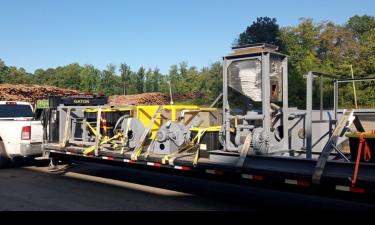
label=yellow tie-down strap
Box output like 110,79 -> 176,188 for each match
83,120 -> 102,139
82,119 -> 123,155
161,126 -> 222,166
83,133 -> 123,155
189,126 -> 222,133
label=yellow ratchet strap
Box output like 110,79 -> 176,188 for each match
84,120 -> 102,140
161,144 -> 195,165
120,118 -> 132,154
83,133 -> 122,155
192,129 -> 206,166
161,126 -> 222,165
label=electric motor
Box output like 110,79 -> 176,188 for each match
153,121 -> 191,155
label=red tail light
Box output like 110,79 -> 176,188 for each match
21,126 -> 31,140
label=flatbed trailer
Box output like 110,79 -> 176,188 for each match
43,142 -> 375,198
42,43 -> 375,201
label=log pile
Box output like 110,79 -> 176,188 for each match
0,83 -> 203,106
108,93 -> 170,106
108,92 -> 203,106
0,84 -> 80,104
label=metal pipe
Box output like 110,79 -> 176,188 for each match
261,53 -> 271,134
331,144 -> 350,162
223,59 -> 231,151
337,77 -> 375,82
306,72 -> 313,159
310,71 -> 338,79
271,103 -> 281,110
210,93 -> 223,108
334,80 -> 338,121
167,81 -> 174,105
282,58 -> 289,150
235,114 -> 264,120
288,112 -> 306,119
320,76 -> 324,120
237,125 -> 255,130
350,65 -> 358,109
311,130 -> 330,149
289,116 -> 304,132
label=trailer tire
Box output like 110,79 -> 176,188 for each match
0,140 -> 10,168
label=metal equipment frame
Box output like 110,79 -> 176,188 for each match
222,48 -> 289,152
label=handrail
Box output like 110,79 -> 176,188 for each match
336,77 -> 375,83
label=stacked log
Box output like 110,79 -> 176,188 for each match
0,83 -> 203,106
0,84 -> 80,104
108,93 -> 170,106
108,92 -> 203,106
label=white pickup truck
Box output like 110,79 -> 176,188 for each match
0,101 -> 43,167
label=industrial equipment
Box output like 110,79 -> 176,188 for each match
118,117 -> 145,150
222,43 -> 288,156
41,43 -> 375,199
153,121 -> 191,155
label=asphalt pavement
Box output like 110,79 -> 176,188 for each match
0,161 -> 374,211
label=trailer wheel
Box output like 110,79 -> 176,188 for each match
0,140 -> 10,168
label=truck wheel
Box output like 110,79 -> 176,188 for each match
0,140 -> 10,168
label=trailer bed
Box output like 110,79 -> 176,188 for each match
44,143 -> 375,199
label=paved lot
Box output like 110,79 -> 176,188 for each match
0,161 -> 374,211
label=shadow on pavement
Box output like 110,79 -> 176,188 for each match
16,160 -> 375,211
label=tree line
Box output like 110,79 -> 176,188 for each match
236,15 -> 375,108
0,59 -> 222,104
1,15 -> 375,108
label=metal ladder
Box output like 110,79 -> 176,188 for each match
312,109 -> 355,184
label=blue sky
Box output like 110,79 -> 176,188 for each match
0,0 -> 374,74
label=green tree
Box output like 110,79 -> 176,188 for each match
318,22 -> 359,74
185,66 -> 199,92
279,18 -> 321,108
347,15 -> 375,40
158,74 -> 170,93
4,67 -> 31,84
360,27 -> 375,75
168,65 -> 179,94
100,64 -> 117,95
177,62 -> 189,92
152,68 -> 162,92
136,67 -> 145,93
33,69 -> 48,85
54,63 -> 83,90
145,68 -> 153,92
0,59 -> 7,83
236,17 -> 282,47
200,62 -> 223,103
120,63 -> 132,95
79,65 -> 101,93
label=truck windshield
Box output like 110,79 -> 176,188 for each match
0,104 -> 34,118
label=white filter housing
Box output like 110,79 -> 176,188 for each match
228,59 -> 262,102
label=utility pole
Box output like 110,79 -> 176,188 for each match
167,80 -> 174,105
351,65 -> 358,109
